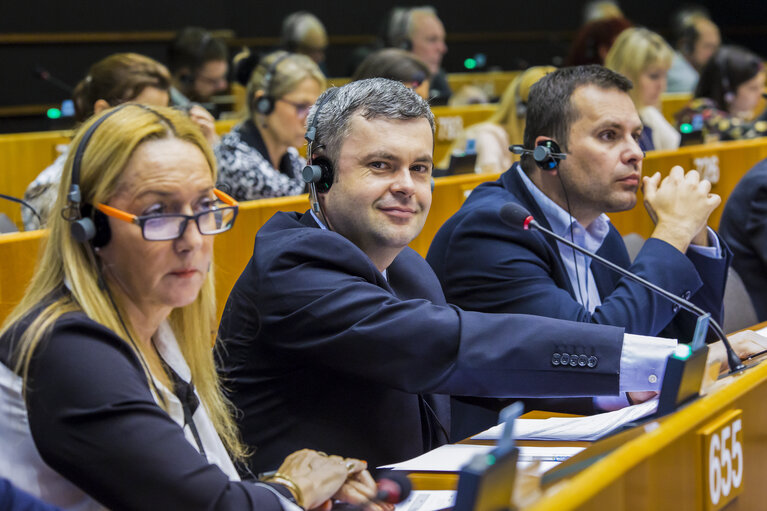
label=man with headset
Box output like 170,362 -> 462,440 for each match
666,8 -> 721,93
387,6 -> 450,103
217,78 -> 749,475
168,27 -> 229,115
427,65 -> 731,434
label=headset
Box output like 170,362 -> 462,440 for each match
386,7 -> 414,51
253,52 -> 292,116
63,103 -> 175,247
509,139 -> 567,171
63,103 -> 131,247
301,88 -> 339,199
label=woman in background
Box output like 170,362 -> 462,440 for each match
216,51 -> 325,201
23,53 -> 217,231
605,27 -> 681,151
439,66 -> 555,173
676,45 -> 767,142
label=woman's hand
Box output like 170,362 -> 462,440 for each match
188,105 -> 220,146
275,449 -> 387,510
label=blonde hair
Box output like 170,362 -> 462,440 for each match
605,27 -> 673,108
247,51 -> 326,117
492,66 -> 556,146
1,105 -> 246,460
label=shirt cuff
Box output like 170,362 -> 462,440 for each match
620,333 -> 677,392
687,227 -> 722,258
593,393 -> 631,412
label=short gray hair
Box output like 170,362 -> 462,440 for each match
306,78 -> 435,166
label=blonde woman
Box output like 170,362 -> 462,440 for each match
442,66 -> 555,173
0,105 -> 379,510
605,27 -> 681,151
216,51 -> 325,200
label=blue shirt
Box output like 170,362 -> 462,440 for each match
517,166 -> 722,408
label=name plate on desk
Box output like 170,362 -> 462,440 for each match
699,409 -> 743,510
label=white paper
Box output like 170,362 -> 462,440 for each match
379,444 -> 584,471
394,490 -> 456,511
472,399 -> 658,442
380,444 -> 493,471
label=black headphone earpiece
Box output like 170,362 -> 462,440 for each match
254,52 -> 291,116
302,155 -> 334,193
509,139 -> 567,171
79,204 -> 112,247
254,95 -> 276,116
303,88 -> 341,200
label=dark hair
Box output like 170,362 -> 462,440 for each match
72,53 -> 171,122
352,48 -> 430,87
695,45 -> 764,110
566,17 -> 632,66
168,27 -> 228,74
522,65 -> 632,167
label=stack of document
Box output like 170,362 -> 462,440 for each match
472,399 -> 658,442
380,443 -> 584,472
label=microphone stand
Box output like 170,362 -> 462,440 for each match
524,217 -> 745,374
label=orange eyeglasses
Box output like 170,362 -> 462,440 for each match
96,189 -> 239,241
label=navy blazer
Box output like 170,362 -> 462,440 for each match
428,164 -> 730,341
720,158 -> 767,321
217,211 -> 626,473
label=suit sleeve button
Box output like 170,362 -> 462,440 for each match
552,353 -> 561,366
560,353 -> 570,365
569,355 -> 578,367
587,356 -> 598,368
578,354 -> 588,367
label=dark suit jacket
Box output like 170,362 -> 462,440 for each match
217,211 -> 626,473
428,164 -> 730,341
720,158 -> 767,321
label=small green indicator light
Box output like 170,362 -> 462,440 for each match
464,58 -> 477,70
680,123 -> 693,134
486,454 -> 496,465
673,343 -> 692,360
47,108 -> 62,120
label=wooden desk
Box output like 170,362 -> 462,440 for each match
526,351 -> 767,509
0,130 -> 71,226
661,92 -> 692,125
407,322 -> 767,509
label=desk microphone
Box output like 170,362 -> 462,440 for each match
336,471 -> 412,511
34,66 -> 74,94
374,471 -> 412,504
498,202 -> 745,374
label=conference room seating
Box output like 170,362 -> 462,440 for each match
4,136 -> 767,327
0,104 -> 497,227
